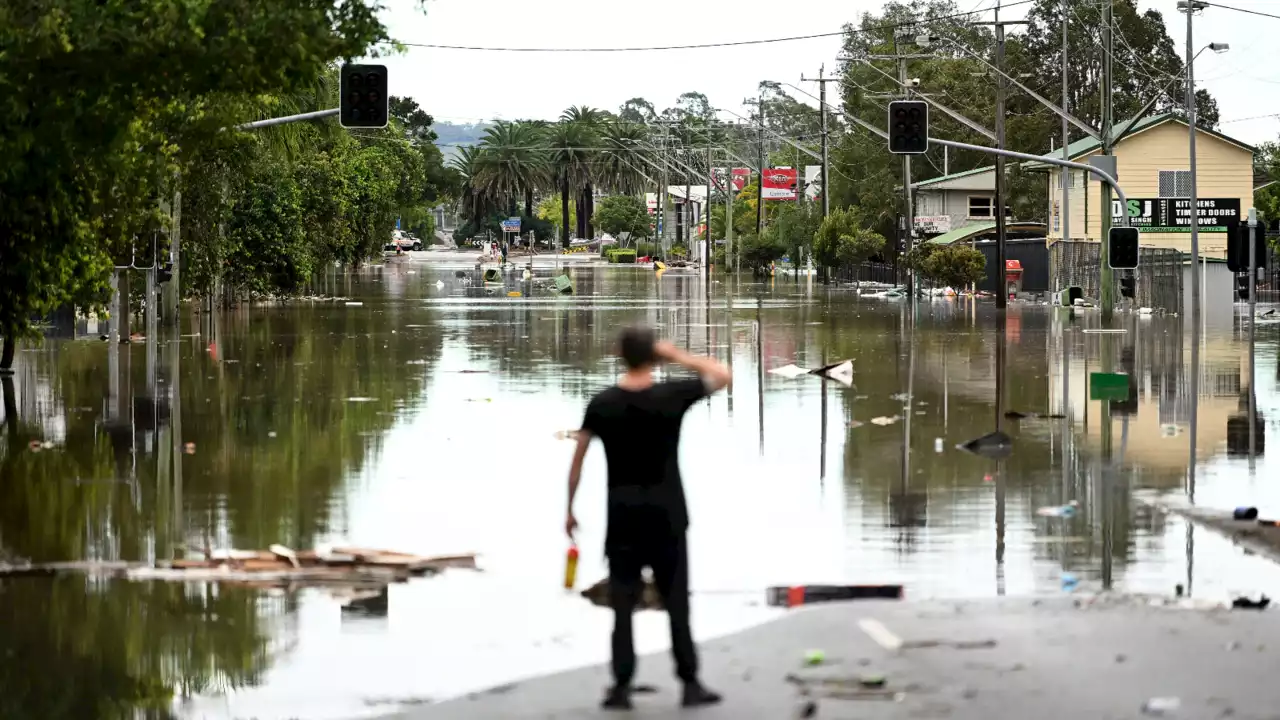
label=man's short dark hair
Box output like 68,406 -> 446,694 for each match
619,326 -> 657,369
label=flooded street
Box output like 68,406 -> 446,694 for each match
3,263 -> 1279,719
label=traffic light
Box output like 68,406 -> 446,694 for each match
340,64 -> 388,129
1108,226 -> 1139,269
1227,221 -> 1267,273
888,100 -> 929,155
157,262 -> 173,284
1236,272 -> 1250,301
1119,274 -> 1135,299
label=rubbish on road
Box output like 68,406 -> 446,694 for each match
1231,594 -> 1270,610
959,430 -> 1012,458
1003,410 -> 1066,420
1061,573 -> 1079,591
0,547 -> 477,587
767,584 -> 904,608
482,268 -> 502,283
857,674 -> 886,689
554,274 -> 574,295
870,416 -> 900,426
1141,697 -> 1181,716
803,649 -> 826,666
345,301 -> 364,306
934,438 -> 944,453
1175,583 -> 1184,597
1036,501 -> 1080,518
1233,507 -> 1259,520
507,291 -> 522,297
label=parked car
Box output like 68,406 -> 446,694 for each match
384,230 -> 423,253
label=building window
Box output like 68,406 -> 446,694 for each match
968,196 -> 994,218
1159,170 -> 1192,198
1061,170 -> 1075,189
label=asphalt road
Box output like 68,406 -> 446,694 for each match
388,595 -> 1276,720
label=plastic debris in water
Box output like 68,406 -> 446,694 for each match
1061,572 -> 1078,591
345,397 -> 377,403
344,301 -> 363,307
959,430 -> 1013,459
803,649 -> 825,666
183,442 -> 196,455
870,416 -> 900,426
935,438 -> 944,453
1141,697 -> 1180,716
1036,500 -> 1080,518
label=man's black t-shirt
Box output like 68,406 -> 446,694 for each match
581,377 -> 709,554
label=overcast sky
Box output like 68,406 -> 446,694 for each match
375,0 -> 1278,146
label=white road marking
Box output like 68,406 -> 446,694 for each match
858,618 -> 903,652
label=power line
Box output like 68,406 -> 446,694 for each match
1220,112 -> 1280,124
391,0 -> 1036,53
1200,1 -> 1280,21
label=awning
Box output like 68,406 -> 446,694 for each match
926,221 -> 1048,245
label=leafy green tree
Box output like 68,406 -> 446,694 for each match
0,0 -> 387,368
1256,142 -> 1280,239
766,202 -> 823,266
546,121 -> 595,245
536,195 -> 577,237
618,98 -> 658,125
476,121 -> 550,218
594,196 -> 651,244
739,234 -> 787,276
920,245 -> 987,289
813,208 -> 886,275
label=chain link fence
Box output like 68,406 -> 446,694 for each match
1048,241 -> 1183,311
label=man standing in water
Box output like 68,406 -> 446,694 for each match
565,327 -> 731,710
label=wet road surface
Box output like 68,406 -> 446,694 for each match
1,263 -> 1277,718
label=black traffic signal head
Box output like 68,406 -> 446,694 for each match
1227,221 -> 1267,273
157,262 -> 173,284
340,64 -> 388,129
888,100 -> 928,155
1108,226 -> 1139,270
1119,274 -> 1135,299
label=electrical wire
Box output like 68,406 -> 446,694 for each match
1219,112 -> 1280,124
389,0 -> 1036,53
1200,1 -> 1280,21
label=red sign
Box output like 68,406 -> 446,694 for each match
761,168 -> 797,200
732,168 -> 749,192
1005,260 -> 1022,270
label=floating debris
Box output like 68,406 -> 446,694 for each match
346,397 -> 377,403
1141,697 -> 1181,716
1036,501 -> 1080,518
803,649 -> 826,666
1231,594 -> 1270,610
1004,410 -> 1066,420
345,301 -> 364,307
959,430 -> 1012,459
768,359 -> 854,387
848,420 -> 865,429
183,442 -> 196,455
869,416 -> 900,426
0,547 -> 478,587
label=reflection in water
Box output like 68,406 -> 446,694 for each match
1,264 -> 1278,717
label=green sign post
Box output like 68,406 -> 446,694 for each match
1089,372 -> 1130,402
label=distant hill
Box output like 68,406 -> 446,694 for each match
434,121 -> 492,162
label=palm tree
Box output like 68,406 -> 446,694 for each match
449,145 -> 488,223
476,120 -> 549,218
598,123 -> 651,197
560,106 -> 606,239
545,122 -> 594,248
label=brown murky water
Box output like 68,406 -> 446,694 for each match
2,262 -> 1278,719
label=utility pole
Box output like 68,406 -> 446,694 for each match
801,65 -> 838,219
1099,0 -> 1116,321
660,122 -> 669,256
1182,0 -> 1206,336
977,6 -> 1029,311
750,94 -> 766,238
1061,0 -> 1072,246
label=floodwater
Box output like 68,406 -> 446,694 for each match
2,262 -> 1279,719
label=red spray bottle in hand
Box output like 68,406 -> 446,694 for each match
564,544 -> 579,590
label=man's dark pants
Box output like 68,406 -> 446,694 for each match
607,533 -> 697,687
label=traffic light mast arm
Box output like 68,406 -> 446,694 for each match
931,138 -> 1130,227
235,108 -> 339,131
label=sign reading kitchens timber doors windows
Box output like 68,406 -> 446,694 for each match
1111,198 -> 1240,233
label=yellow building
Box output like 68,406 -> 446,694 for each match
1043,114 -> 1255,259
